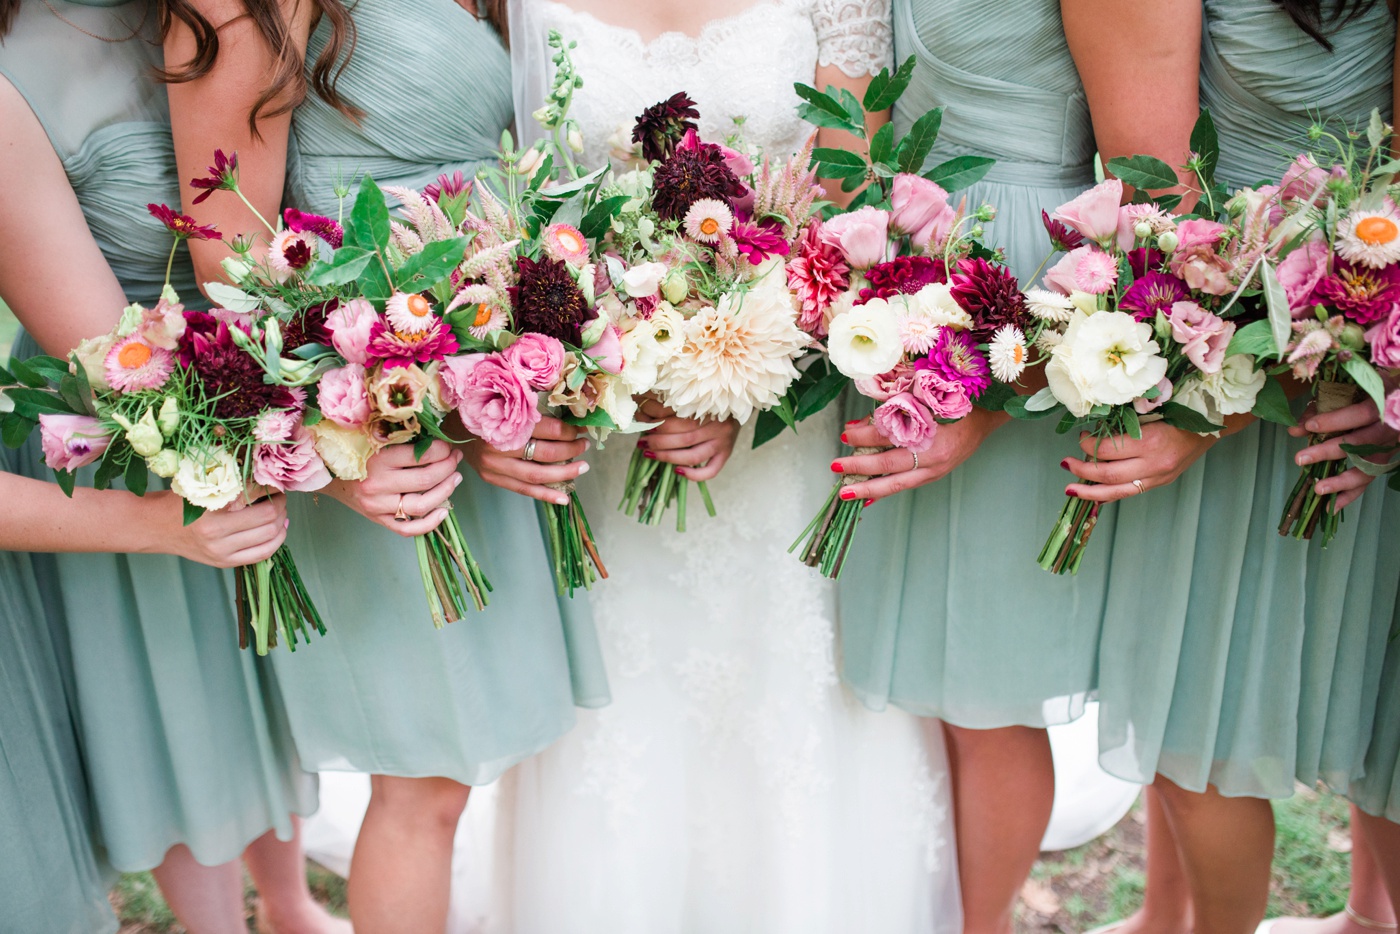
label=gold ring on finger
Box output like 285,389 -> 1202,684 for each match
1132,479 -> 1145,495
394,494 -> 410,521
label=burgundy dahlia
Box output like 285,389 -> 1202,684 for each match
509,255 -> 591,344
632,92 -> 700,163
280,301 -> 335,351
284,207 -> 344,249
184,319 -> 296,420
948,257 -> 1029,341
1313,259 -> 1400,326
650,131 -> 746,223
1120,271 -> 1190,322
859,256 -> 948,304
1041,209 -> 1084,252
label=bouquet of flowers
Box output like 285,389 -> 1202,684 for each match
591,92 -> 823,530
1246,112 -> 1400,545
0,205 -> 328,654
1010,112 -> 1290,572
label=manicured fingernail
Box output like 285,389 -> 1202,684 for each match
1060,458 -> 1071,471
644,450 -> 657,460
863,498 -> 875,507
840,432 -> 849,444
1297,454 -> 1311,465
1306,420 -> 1319,432
636,438 -> 648,448
1066,488 -> 1077,498
576,461 -> 590,475
830,462 -> 844,473
675,467 -> 687,476
453,472 -> 463,486
845,419 -> 863,427
284,518 -> 290,529
582,440 -> 592,451
839,488 -> 857,500
556,495 -> 570,506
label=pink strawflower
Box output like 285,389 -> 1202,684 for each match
731,218 -> 790,266
105,335 -> 174,392
39,414 -> 111,472
318,363 -> 373,428
1168,301 -> 1234,375
911,367 -> 973,420
365,317 -> 460,370
542,224 -> 590,267
440,353 -> 542,451
917,328 -> 991,397
873,393 -> 938,454
503,332 -> 566,390
1071,248 -> 1119,294
1052,178 -> 1123,246
787,223 -> 850,337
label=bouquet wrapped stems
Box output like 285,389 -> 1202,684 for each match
542,480 -> 608,596
1279,379 -> 1357,547
415,507 -> 492,629
235,545 -> 325,655
1037,494 -> 1102,575
790,446 -> 878,579
618,447 -> 716,532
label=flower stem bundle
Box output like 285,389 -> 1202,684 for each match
619,448 -> 715,531
1037,495 -> 1101,576
791,446 -> 878,579
542,480 -> 607,595
415,508 -> 492,628
236,544 -> 326,654
1279,379 -> 1357,546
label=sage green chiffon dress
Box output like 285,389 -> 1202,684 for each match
0,452 -> 115,932
1351,595 -> 1400,821
274,0 -> 609,785
1093,0 -> 1400,798
1,0 -> 316,872
836,0 -> 1113,728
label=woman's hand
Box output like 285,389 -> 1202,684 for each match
1063,422 -> 1217,502
832,406 -> 1008,503
462,416 -> 589,506
324,441 -> 463,536
1288,400 -> 1399,510
634,398 -> 740,483
166,492 -> 289,568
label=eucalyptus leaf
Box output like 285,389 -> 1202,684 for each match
1004,393 -> 1060,420
1025,386 -> 1060,412
922,155 -> 995,193
1341,442 -> 1400,477
1106,155 -> 1179,192
204,282 -> 262,313
1122,405 -> 1142,440
1368,109 -> 1387,151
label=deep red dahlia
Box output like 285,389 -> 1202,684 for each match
651,132 -> 746,223
183,319 -> 297,420
859,255 -> 948,304
948,257 -> 1029,342
508,256 -> 592,344
280,301 -> 335,351
632,92 -> 700,163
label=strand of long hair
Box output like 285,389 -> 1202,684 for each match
1273,0 -> 1377,50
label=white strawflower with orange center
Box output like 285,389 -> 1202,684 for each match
987,325 -> 1028,382
682,198 -> 733,244
386,291 -> 436,334
467,304 -> 507,340
1024,287 -> 1076,323
1337,205 -> 1400,269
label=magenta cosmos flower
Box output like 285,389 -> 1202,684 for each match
148,203 -> 221,241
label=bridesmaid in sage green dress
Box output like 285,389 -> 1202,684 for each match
167,0 -> 607,928
1061,1 -> 1399,930
0,3 -> 346,932
831,0 -> 1116,929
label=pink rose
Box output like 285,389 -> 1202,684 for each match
252,425 -> 332,493
1384,388 -> 1400,431
854,361 -> 916,402
873,393 -> 937,454
1052,178 -> 1123,246
582,323 -> 625,376
820,205 -> 891,270
441,353 -> 542,451
39,414 -> 111,472
503,332 -> 566,389
1365,309 -> 1400,368
911,368 -> 973,420
718,143 -> 755,178
1134,377 -> 1174,414
1169,219 -> 1233,295
890,174 -> 957,251
1169,301 -> 1234,375
326,298 -> 378,365
1044,246 -> 1093,295
318,363 -> 372,427
1275,238 -> 1330,317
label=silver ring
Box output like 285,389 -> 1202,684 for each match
523,439 -> 538,462
1132,479 -> 1146,495
909,449 -> 920,471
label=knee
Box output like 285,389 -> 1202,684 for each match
369,775 -> 470,834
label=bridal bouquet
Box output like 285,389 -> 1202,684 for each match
0,204 -> 328,653
590,92 -> 824,530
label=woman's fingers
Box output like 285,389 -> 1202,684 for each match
839,467 -> 932,502
368,449 -> 464,495
478,468 -> 572,506
641,426 -> 714,451
1077,431 -> 1143,460
532,416 -> 582,442
1297,399 -> 1380,436
832,447 -> 916,479
375,439 -> 455,469
387,508 -> 452,538
678,444 -> 732,482
645,438 -> 723,468
841,420 -> 890,447
636,398 -> 674,422
502,438 -> 589,465
225,525 -> 288,568
1064,480 -> 1146,503
481,450 -> 589,486
1062,455 -> 1150,486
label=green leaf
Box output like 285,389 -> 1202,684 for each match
837,87 -> 865,129
345,176 -> 390,253
1189,109 -> 1219,189
974,380 -> 1017,413
528,153 -> 556,192
413,433 -> 434,462
1259,260 -> 1291,362
204,282 -> 261,313
863,56 -> 917,112
55,467 -> 76,498
795,367 -> 850,421
562,407 -> 618,429
752,408 -> 791,448
0,364 -> 13,384
359,259 -> 393,304
1153,193 -> 1183,213
1106,155 -> 1180,192
1122,405 -> 1142,440
1250,376 -> 1297,427
1340,441 -> 1400,477
794,83 -> 853,123
395,238 -> 469,291
1005,393 -> 1060,420
895,107 -> 943,174
1342,355 -> 1389,410
305,247 -> 375,287
1368,109 -> 1387,151
1054,410 -> 1080,434
124,453 -> 148,497
302,407 -> 323,427
5,387 -> 79,418
92,442 -> 124,491
922,155 -> 996,193
182,499 -> 205,527
68,352 -> 95,417
7,358 -> 47,388
1160,401 -> 1225,434
812,147 -> 867,168
868,122 -> 895,170
579,195 -> 629,241
1025,386 -> 1060,412
0,413 -> 36,449
57,374 -> 87,417
1227,319 -> 1279,359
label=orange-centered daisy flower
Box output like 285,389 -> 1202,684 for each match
1337,204 -> 1400,269
386,292 -> 436,334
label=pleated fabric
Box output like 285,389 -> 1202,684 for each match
835,0 -> 1113,729
1,0 -> 316,871
1351,598 -> 1400,822
1093,0 -> 1399,798
274,0 -> 609,786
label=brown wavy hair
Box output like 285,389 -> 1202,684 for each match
0,0 -> 18,38
1274,0 -> 1378,49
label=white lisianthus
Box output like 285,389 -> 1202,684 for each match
593,373 -> 638,432
147,449 -> 180,478
620,318 -> 662,394
113,408 -> 165,457
1069,290 -> 1101,317
828,297 -> 904,380
1202,354 -> 1266,417
171,446 -> 244,510
1024,288 -> 1075,324
910,282 -> 974,330
308,420 -> 377,481
649,302 -> 687,359
622,261 -> 668,298
1044,310 -> 1168,417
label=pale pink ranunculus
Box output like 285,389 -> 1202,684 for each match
1384,388 -> 1400,431
252,425 -> 332,493
1366,308 -> 1400,368
873,393 -> 937,454
1044,246 -> 1093,296
1169,218 -> 1233,295
318,363 -> 372,427
1134,377 -> 1174,414
1169,301 -> 1234,375
39,414 -> 111,472
582,323 -> 625,376
854,361 -> 916,402
911,367 -> 973,420
890,173 -> 957,251
326,298 -> 378,365
1052,178 -> 1124,246
504,332 -> 567,389
820,205 -> 891,270
1275,237 -> 1330,317
441,353 -> 542,451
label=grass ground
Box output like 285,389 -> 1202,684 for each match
107,786 -> 1350,933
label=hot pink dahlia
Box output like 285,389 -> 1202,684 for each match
731,218 -> 790,266
787,224 -> 850,337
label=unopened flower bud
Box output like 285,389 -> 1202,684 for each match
567,126 -> 585,154
263,317 -> 283,358
1134,221 -> 1154,241
157,397 -> 180,437
116,302 -> 144,337
662,269 -> 690,304
579,314 -> 608,348
1157,231 -> 1179,254
221,256 -> 253,281
1340,323 -> 1367,351
975,205 -> 997,223
121,408 -> 164,458
148,449 -> 180,478
532,105 -> 554,127
516,148 -> 545,177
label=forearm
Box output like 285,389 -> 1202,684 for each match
0,474 -> 173,554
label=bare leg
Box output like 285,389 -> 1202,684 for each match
1153,776 -> 1274,934
944,724 -> 1056,934
347,775 -> 470,934
1269,803 -> 1393,933
243,818 -> 351,933
1100,785 -> 1194,934
1354,808 -> 1400,920
150,844 -> 247,934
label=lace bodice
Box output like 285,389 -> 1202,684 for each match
535,0 -> 891,166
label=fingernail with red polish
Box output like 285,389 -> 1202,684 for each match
863,498 -> 875,507
1065,488 -> 1078,498
830,462 -> 844,473
845,419 -> 862,427
644,450 -> 657,460
840,432 -> 849,444
675,467 -> 687,477
839,488 -> 856,500
1060,458 -> 1072,471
